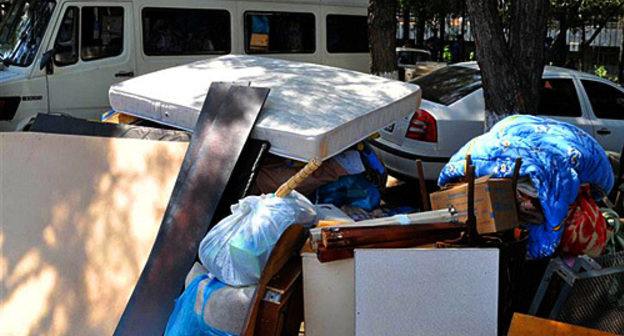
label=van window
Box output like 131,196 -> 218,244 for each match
142,8 -> 230,56
244,11 -> 315,54
81,7 -> 124,61
538,79 -> 582,117
54,7 -> 79,66
326,15 -> 368,53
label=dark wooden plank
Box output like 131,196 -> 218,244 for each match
29,113 -> 191,141
316,231 -> 463,263
113,85 -> 270,336
321,222 -> 465,248
165,82 -> 232,211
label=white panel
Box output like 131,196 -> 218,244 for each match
302,253 -> 355,336
354,248 -> 499,336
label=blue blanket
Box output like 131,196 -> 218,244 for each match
438,115 -> 613,259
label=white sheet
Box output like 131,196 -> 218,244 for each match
109,55 -> 421,161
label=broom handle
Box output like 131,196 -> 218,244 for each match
275,158 -> 322,198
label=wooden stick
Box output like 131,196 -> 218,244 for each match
416,159 -> 431,211
466,164 -> 477,244
274,158 -> 322,198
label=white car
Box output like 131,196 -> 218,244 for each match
371,62 -> 624,181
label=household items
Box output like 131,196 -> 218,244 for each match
438,115 -> 614,259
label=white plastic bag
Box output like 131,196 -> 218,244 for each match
199,190 -> 317,287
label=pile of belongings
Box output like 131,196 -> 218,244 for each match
163,143 -> 408,335
438,115 -> 614,259
251,142 -> 389,216
165,190 -> 318,336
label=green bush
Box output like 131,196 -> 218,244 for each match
594,65 -> 618,83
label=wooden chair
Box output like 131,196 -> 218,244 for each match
242,224 -> 307,336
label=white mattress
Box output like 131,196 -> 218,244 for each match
109,55 -> 421,161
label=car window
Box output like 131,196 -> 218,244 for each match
415,52 -> 430,62
142,8 -> 230,56
54,7 -> 79,66
326,15 -> 368,53
244,11 -> 315,54
581,80 -> 624,120
81,7 -> 123,61
538,78 -> 582,117
411,66 -> 482,106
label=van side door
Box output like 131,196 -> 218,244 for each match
45,1 -> 135,120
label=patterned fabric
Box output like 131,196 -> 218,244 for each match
438,115 -> 614,259
559,185 -> 607,257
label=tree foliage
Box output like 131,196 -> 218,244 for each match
548,0 -> 624,66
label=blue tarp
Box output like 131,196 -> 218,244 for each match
438,115 -> 614,259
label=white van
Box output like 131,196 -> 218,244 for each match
0,0 -> 370,130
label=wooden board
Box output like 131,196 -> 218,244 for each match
0,133 -> 187,336
507,314 -> 619,336
113,85 -> 270,336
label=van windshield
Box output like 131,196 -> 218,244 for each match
0,0 -> 56,67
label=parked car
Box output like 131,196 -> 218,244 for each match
370,62 -> 624,181
396,47 -> 446,82
0,0 -> 371,131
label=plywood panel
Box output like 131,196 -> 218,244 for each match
0,133 -> 187,336
354,248 -> 499,336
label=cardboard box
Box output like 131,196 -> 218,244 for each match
430,176 -> 518,234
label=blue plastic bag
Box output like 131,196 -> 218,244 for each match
316,174 -> 381,211
165,274 -> 237,336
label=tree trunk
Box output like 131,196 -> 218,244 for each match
461,0 -> 467,61
439,8 -> 446,62
467,0 -> 549,129
402,8 -> 411,46
548,13 -> 569,66
620,20 -> 624,84
416,6 -> 426,48
368,0 -> 397,78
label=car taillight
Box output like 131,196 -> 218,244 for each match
405,109 -> 437,142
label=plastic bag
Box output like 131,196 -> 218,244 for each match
316,174 -> 381,211
199,190 -> 317,286
165,274 -> 246,336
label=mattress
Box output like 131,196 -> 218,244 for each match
109,55 -> 422,161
